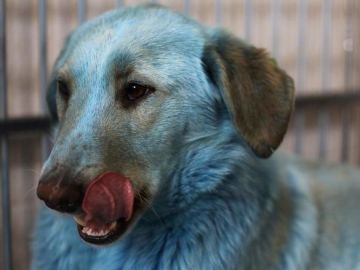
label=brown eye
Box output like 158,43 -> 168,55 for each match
125,83 -> 154,101
57,80 -> 70,101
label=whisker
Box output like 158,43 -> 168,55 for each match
135,189 -> 167,227
149,206 -> 167,227
22,168 -> 42,177
24,183 -> 39,198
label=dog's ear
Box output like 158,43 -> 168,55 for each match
203,29 -> 295,158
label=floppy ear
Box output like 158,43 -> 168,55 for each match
203,29 -> 295,158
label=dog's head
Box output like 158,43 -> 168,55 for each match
37,4 -> 294,245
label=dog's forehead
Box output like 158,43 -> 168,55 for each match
59,6 -> 206,81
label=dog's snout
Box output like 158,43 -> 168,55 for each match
37,177 -> 83,213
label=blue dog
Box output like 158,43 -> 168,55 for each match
33,4 -> 360,270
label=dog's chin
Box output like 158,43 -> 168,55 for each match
73,208 -> 142,246
75,217 -> 130,245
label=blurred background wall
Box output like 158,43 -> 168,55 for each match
0,0 -> 359,269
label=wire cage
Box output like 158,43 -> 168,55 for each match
0,0 -> 359,269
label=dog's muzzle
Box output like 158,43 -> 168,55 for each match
37,170 -> 136,245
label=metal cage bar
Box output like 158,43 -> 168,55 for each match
39,0 -> 50,162
318,0 -> 333,159
294,0 -> 308,154
244,0 -> 253,42
78,0 -> 87,25
183,0 -> 191,15
341,0 -> 355,162
271,0 -> 282,60
215,0 -> 223,25
0,1 -> 6,120
0,0 -> 13,269
39,0 -> 47,112
115,0 -> 124,8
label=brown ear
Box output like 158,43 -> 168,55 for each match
204,29 -> 295,158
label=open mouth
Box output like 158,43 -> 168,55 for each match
76,172 -> 135,245
74,216 -> 129,245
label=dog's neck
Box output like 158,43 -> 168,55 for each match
116,130 -> 317,270
110,128 -> 280,269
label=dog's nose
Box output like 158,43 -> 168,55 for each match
37,177 -> 83,213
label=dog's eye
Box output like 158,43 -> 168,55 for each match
125,83 -> 154,101
57,80 -> 70,101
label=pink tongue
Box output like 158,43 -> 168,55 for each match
82,172 -> 134,225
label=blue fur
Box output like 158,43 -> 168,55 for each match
33,5 -> 285,270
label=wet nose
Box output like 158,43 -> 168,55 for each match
36,176 -> 83,213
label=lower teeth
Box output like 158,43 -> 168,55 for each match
81,221 -> 117,237
82,227 -> 110,237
